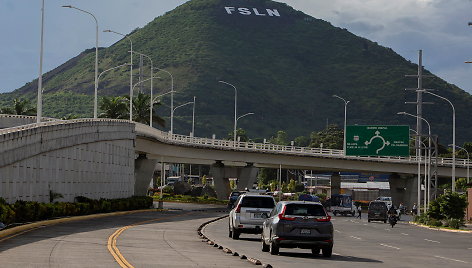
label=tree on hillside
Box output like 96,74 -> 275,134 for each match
309,124 -> 343,149
227,128 -> 249,142
270,130 -> 288,145
0,98 -> 36,115
130,92 -> 165,127
99,96 -> 128,119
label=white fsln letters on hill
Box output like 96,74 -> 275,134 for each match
224,7 -> 280,17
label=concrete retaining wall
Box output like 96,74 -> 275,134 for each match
0,119 -> 135,203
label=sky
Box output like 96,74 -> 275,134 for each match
1,0 -> 472,94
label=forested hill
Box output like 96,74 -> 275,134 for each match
1,0 -> 471,143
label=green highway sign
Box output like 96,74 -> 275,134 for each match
346,125 -> 410,157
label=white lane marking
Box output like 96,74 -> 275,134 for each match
425,239 -> 440,243
363,224 -> 368,226
380,244 -> 400,250
468,248 -> 472,250
401,233 -> 409,236
349,236 -> 362,240
384,228 -> 391,231
334,230 -> 342,233
434,255 -> 468,264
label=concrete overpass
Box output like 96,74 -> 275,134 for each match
0,115 -> 468,204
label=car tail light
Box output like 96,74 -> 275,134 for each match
235,204 -> 242,213
278,206 -> 295,221
315,215 -> 331,222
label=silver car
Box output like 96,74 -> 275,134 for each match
228,194 -> 276,239
261,201 -> 334,257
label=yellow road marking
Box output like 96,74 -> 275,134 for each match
0,226 -> 44,243
107,212 -> 194,268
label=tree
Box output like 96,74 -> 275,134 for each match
99,96 -> 128,119
227,128 -> 249,142
129,92 -> 165,127
294,135 -> 310,147
309,124 -> 343,149
287,179 -> 296,193
0,98 -> 36,115
270,130 -> 288,145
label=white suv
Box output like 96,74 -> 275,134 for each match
228,194 -> 276,239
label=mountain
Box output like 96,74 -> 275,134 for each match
1,0 -> 471,144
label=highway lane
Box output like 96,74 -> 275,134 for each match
0,203 -> 253,268
203,214 -> 472,268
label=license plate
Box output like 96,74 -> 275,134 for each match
254,213 -> 263,218
300,229 -> 311,234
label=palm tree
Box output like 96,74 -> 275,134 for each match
99,96 -> 128,119
0,98 -> 36,115
129,92 -> 165,127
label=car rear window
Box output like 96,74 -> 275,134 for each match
231,192 -> 241,197
240,196 -> 275,208
284,204 -> 326,216
369,202 -> 386,209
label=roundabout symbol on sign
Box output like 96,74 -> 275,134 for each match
364,131 -> 391,154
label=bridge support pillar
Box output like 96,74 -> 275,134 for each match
389,173 -> 416,209
135,154 -> 157,196
236,163 -> 259,191
210,161 -> 231,200
331,173 -> 341,195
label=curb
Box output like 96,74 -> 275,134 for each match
0,208 -> 161,240
409,221 -> 472,233
198,215 -> 271,267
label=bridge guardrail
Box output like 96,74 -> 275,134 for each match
134,123 -> 469,168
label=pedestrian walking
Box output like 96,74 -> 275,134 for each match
357,205 -> 362,219
412,203 -> 417,216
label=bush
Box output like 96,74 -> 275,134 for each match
0,196 -> 153,227
444,218 -> 463,229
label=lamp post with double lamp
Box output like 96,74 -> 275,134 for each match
218,81 -> 237,144
103,30 -> 133,121
423,91 -> 456,192
62,5 -> 99,118
449,144 -> 470,184
37,0 -> 45,123
332,95 -> 350,155
235,112 -> 255,141
131,76 -> 160,125
172,101 -> 195,135
131,51 -> 154,127
154,68 -> 175,134
398,112 -> 432,213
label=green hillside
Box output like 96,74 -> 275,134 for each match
1,0 -> 471,143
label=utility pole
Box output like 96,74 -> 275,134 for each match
405,50 -> 434,213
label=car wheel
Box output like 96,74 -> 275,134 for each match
231,228 -> 240,240
351,212 -> 355,217
261,234 -> 270,252
384,220 -> 387,223
228,226 -> 232,238
333,211 -> 337,216
368,219 -> 371,222
322,246 -> 333,257
269,240 -> 279,255
311,248 -> 320,256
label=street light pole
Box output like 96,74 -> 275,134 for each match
332,95 -> 350,155
218,81 -> 237,144
103,30 -> 133,121
155,68 -> 174,134
37,0 -> 45,123
172,101 -> 194,135
62,5 -> 99,119
398,112 -> 432,214
97,64 -> 130,115
132,51 -> 153,127
192,96 -> 196,137
450,144 -> 470,184
235,112 -> 255,140
423,91 -> 456,192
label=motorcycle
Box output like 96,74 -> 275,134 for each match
388,214 -> 397,228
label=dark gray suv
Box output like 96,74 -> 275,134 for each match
261,201 -> 334,257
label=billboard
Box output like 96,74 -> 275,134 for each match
346,125 -> 410,157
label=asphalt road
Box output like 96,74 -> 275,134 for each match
0,203 -> 254,268
203,214 -> 472,268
